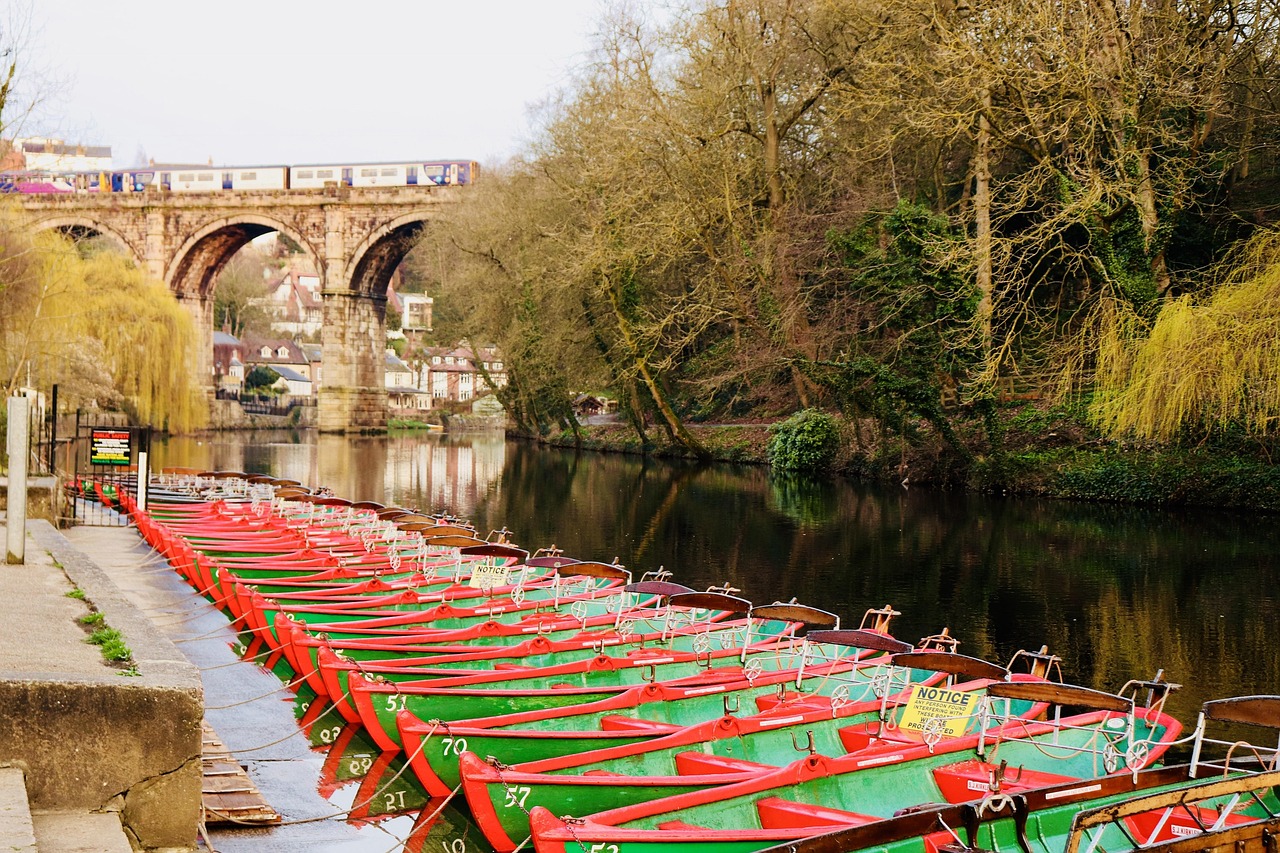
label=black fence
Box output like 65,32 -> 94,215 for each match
215,389 -> 315,417
65,423 -> 152,527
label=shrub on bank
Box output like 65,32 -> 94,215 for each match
1047,451 -> 1280,511
767,410 -> 841,473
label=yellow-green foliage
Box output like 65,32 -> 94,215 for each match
1089,230 -> 1280,441
79,249 -> 205,431
19,230 -> 205,432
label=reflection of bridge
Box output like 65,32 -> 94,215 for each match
18,187 -> 460,431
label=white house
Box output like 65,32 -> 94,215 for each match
401,294 -> 434,331
385,351 -> 417,388
271,365 -> 313,397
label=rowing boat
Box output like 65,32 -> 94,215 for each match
737,694 -> 1280,853
456,650 -> 1046,851
345,596 -> 853,750
525,679 -> 1184,853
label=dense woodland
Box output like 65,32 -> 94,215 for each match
412,0 -> 1280,475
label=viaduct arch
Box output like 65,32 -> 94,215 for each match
19,187 -> 460,432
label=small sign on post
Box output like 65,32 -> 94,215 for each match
90,428 -> 132,466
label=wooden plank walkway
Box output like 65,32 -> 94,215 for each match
200,721 -> 281,826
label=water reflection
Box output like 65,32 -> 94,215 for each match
289,690 -> 486,853
152,430 -> 507,515
154,430 -> 1280,847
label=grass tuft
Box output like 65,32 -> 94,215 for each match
85,626 -> 134,663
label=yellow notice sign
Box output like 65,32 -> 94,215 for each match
896,685 -> 977,739
468,564 -> 512,589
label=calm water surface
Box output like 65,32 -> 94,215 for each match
151,429 -> 1280,850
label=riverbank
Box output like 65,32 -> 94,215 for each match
0,515 -> 410,851
0,517 -> 201,852
530,402 -> 1280,513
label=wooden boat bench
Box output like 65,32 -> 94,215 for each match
1123,801 -> 1257,844
755,797 -> 879,830
597,715 -> 686,734
931,759 -> 1076,803
673,752 -> 777,776
753,691 -> 851,714
837,725 -> 926,753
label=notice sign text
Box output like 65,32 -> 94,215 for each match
90,429 -> 132,466
468,564 -> 511,589
897,684 -> 977,739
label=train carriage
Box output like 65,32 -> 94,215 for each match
290,160 -> 479,189
2,159 -> 478,194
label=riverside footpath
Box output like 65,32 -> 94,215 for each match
0,515 -> 195,852
0,516 -> 400,853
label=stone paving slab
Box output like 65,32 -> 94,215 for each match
0,519 -> 106,675
0,766 -> 38,853
31,811 -> 132,853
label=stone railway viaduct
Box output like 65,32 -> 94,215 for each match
18,186 -> 460,431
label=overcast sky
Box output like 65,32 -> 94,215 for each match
20,1 -> 606,168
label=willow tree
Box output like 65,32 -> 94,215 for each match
2,229 -> 205,432
1089,229 -> 1280,441
77,248 -> 205,430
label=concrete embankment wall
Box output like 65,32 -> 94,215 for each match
0,521 -> 202,851
0,478 -> 58,522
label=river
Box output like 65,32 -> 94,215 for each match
148,428 -> 1279,850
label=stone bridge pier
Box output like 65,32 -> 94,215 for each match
19,187 -> 454,432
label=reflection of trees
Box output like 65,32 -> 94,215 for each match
152,432 -> 1279,727
477,444 -> 1280,719
767,475 -> 838,530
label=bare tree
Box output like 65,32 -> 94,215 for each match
0,2 -> 63,143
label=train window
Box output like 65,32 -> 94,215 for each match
360,168 -> 377,177
198,173 -> 214,181
317,170 -> 333,178
178,173 -> 194,182
297,170 -> 314,179
240,172 -> 257,180
380,168 -> 397,176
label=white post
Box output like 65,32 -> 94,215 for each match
7,396 -> 29,564
137,450 -> 149,512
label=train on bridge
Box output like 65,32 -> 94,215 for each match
0,159 -> 479,194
